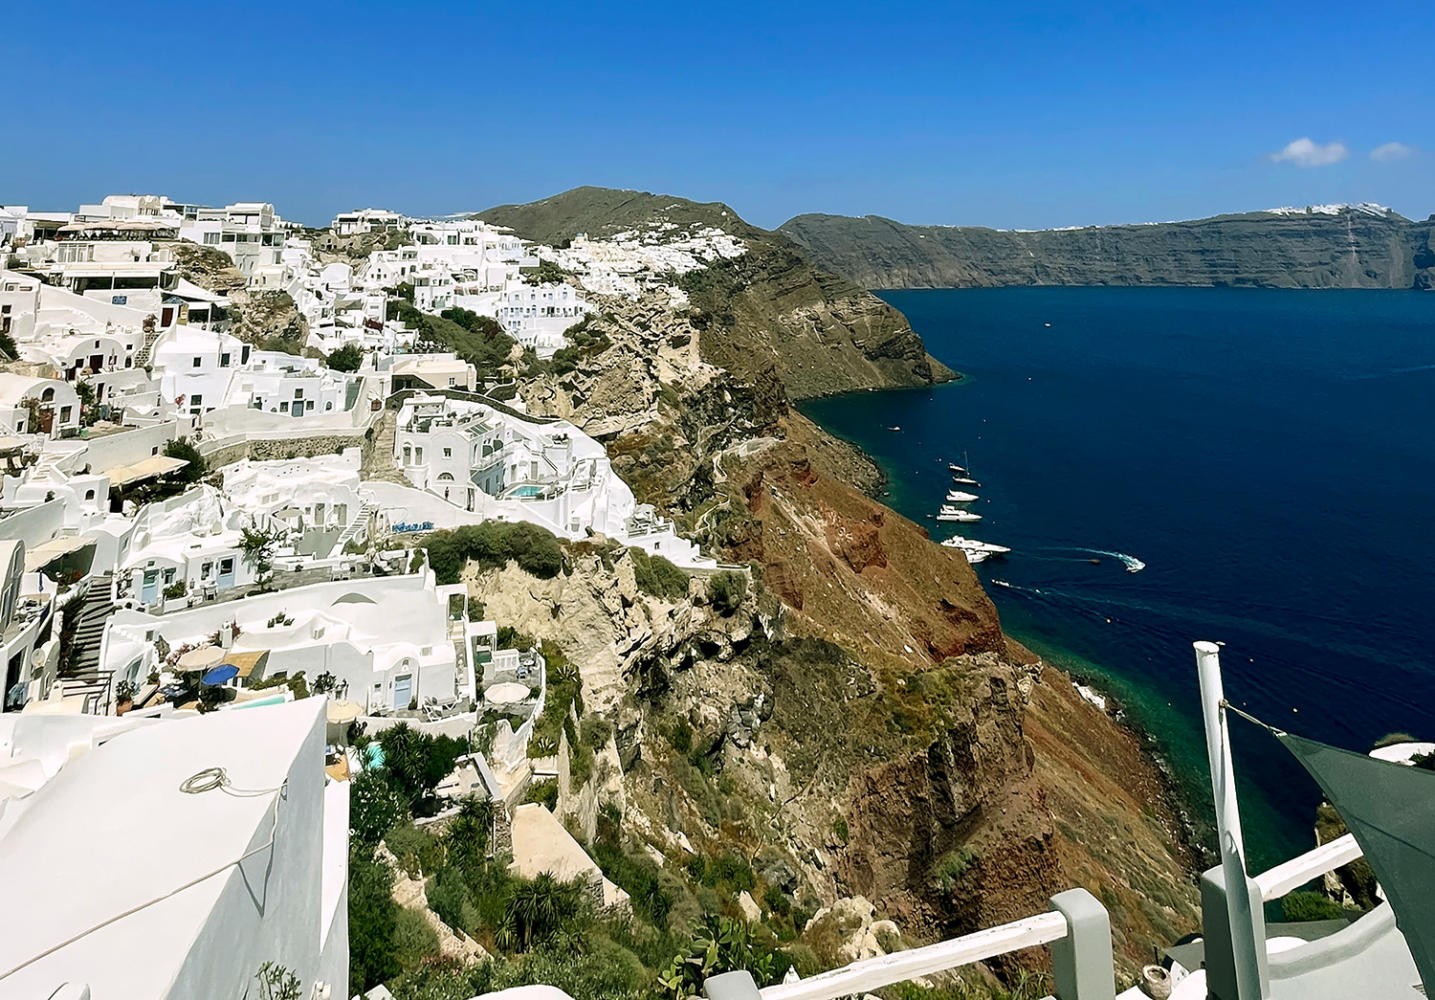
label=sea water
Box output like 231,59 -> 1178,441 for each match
801,286 -> 1435,868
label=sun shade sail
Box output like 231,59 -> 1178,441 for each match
1279,732 -> 1435,994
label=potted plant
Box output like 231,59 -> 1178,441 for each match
115,679 -> 138,715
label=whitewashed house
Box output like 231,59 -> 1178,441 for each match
150,324 -> 249,417
494,280 -> 587,357
100,570 -> 471,714
332,208 -> 407,235
394,394 -> 709,565
178,202 -> 286,280
0,699 -> 349,999
0,374 -> 82,438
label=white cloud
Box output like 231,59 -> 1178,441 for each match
1370,141 -> 1413,163
1270,137 -> 1348,168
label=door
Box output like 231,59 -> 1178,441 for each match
393,674 -> 413,711
141,570 -> 159,605
217,557 -> 235,589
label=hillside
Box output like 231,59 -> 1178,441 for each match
781,207 -> 1435,290
477,187 -> 955,399
481,191 -> 1204,982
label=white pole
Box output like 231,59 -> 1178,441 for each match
1195,640 -> 1264,999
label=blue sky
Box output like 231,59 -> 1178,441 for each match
3,0 -> 1429,229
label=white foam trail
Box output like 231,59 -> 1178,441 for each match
1347,362 -> 1435,381
1051,547 -> 1146,573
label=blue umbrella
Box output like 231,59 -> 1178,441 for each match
201,664 -> 240,686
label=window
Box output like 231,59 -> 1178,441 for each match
59,406 -> 72,423
305,400 -> 314,411
84,489 -> 95,501
220,352 -> 230,367
203,232 -> 221,245
192,356 -> 202,368
280,402 -> 289,413
443,448 -> 452,458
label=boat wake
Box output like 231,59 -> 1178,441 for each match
1033,545 -> 1142,568
1345,362 -> 1435,381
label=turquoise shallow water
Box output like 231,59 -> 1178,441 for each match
801,287 -> 1435,870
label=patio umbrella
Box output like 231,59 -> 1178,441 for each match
201,664 -> 240,686
176,645 -> 224,672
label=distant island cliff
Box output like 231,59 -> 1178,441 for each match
780,205 -> 1435,290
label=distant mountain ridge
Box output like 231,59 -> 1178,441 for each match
780,207 -> 1435,290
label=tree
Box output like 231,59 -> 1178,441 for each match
327,343 -> 363,372
240,522 -> 281,591
377,724 -> 468,815
163,437 -> 206,483
349,846 -> 402,994
350,770 -> 407,846
499,872 -> 588,951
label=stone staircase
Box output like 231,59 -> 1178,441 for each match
360,411 -> 409,484
132,326 -> 163,368
333,500 -> 375,553
64,572 -> 115,682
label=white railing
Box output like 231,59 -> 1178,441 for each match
758,912 -> 1069,1000
1254,833 -> 1362,903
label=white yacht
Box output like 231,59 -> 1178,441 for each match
946,490 -> 979,503
941,535 -> 1011,555
948,462 -> 967,474
951,476 -> 981,488
937,506 -> 982,522
961,548 -> 990,564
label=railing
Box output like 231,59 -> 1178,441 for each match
1253,833 -> 1361,903
705,890 -> 1114,1000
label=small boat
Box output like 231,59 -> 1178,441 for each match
963,549 -> 991,565
887,425 -> 901,432
948,462 -> 967,474
946,490 -> 979,503
938,506 -> 982,522
951,476 -> 981,488
941,535 -> 1011,555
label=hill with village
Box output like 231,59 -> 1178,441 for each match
0,188 -> 1201,1000
781,205 -> 1435,290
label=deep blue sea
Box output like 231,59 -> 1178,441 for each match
801,287 -> 1435,869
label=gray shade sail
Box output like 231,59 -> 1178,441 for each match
1279,733 -> 1435,993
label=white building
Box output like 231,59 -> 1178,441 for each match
100,570 -> 472,714
150,324 -> 249,416
394,394 -> 709,565
492,281 -> 587,357
0,374 -> 82,438
332,208 -> 407,235
178,202 -> 286,280
0,539 -> 59,713
0,699 -> 348,999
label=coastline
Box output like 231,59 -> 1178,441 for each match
796,385 -> 1211,877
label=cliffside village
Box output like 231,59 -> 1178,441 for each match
0,194 -> 742,998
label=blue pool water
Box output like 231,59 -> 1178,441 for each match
801,287 -> 1435,868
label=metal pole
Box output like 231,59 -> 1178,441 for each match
1195,640 -> 1265,1000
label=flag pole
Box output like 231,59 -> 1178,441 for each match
1195,640 -> 1265,999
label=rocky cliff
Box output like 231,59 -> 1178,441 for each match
472,186 -> 1201,979
479,187 -> 954,399
781,207 -> 1435,290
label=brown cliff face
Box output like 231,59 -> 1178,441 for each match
715,416 -> 1198,970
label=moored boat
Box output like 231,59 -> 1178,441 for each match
937,506 -> 982,522
946,490 -> 979,503
941,535 -> 1011,555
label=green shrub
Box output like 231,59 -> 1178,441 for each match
708,571 -> 747,616
425,522 -> 564,584
349,846 -> 401,994
163,437 -> 206,483
523,779 -> 559,810
326,343 -> 363,371
930,847 -> 980,893
1283,890 -> 1345,922
377,724 -> 468,816
394,906 -> 441,971
629,548 -> 689,601
668,718 -> 693,755
385,821 -> 446,878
